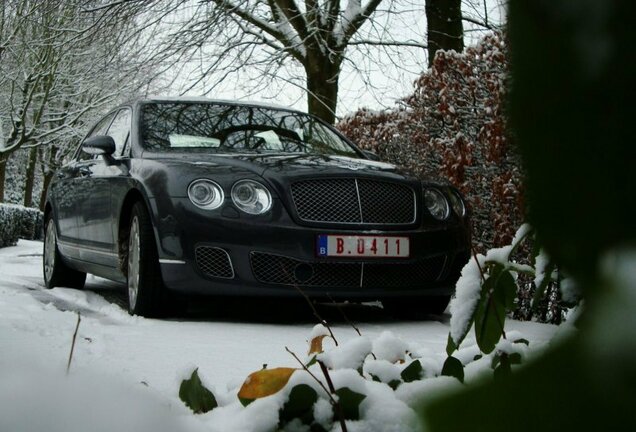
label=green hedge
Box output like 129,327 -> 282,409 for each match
0,203 -> 44,248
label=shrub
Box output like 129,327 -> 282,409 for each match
0,203 -> 44,248
338,32 -> 521,251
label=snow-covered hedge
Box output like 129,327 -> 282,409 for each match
0,203 -> 43,248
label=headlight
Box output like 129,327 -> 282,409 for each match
448,189 -> 466,217
188,179 -> 224,210
424,188 -> 450,220
231,180 -> 272,215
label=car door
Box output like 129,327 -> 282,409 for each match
76,108 -> 132,267
53,113 -> 115,260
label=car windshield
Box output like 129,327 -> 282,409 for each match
140,102 -> 359,157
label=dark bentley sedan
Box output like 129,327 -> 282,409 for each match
43,97 -> 470,317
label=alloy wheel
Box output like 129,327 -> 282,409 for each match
44,220 -> 56,283
128,216 -> 141,310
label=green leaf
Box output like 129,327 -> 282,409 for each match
239,397 -> 253,407
335,387 -> 366,420
179,369 -> 218,414
279,384 -> 318,425
493,354 -> 512,381
474,277 -> 506,354
306,355 -> 318,368
401,360 -> 424,383
447,258 -> 487,352
369,373 -> 382,383
369,373 -> 401,390
441,356 -> 464,383
388,380 -> 402,390
446,333 -> 458,356
496,269 -> 517,311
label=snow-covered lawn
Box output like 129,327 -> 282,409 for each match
0,240 -> 560,431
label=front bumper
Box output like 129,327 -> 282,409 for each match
150,197 -> 470,299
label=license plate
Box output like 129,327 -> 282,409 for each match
317,235 -> 410,258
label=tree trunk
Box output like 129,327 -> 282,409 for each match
39,171 -> 53,211
426,0 -> 464,67
0,157 -> 6,203
305,60 -> 341,125
39,145 -> 57,211
23,147 -> 38,208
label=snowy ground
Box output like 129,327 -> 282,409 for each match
0,240 -> 561,431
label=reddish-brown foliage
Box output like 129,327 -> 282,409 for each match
338,32 -> 523,250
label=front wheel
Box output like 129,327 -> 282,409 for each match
126,202 -> 166,317
43,216 -> 86,289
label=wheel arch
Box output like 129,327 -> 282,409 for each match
117,188 -> 153,275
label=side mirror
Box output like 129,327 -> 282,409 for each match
82,135 -> 116,156
362,149 -> 380,161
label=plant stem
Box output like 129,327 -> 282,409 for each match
472,244 -> 486,283
318,360 -> 348,432
285,347 -> 348,432
283,264 -> 338,346
326,294 -> 361,336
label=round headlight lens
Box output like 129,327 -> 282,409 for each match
231,180 -> 272,215
188,179 -> 224,210
448,189 -> 466,217
424,188 -> 450,220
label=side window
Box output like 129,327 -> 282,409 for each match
106,109 -> 132,158
78,113 -> 116,161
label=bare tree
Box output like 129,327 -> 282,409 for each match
0,0 -> 161,204
107,0 -> 428,125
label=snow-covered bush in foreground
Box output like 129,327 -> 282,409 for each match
0,203 -> 43,247
177,225 -> 576,431
448,224 -> 577,355
178,326 -> 534,432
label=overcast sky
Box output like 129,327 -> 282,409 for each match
163,0 -> 505,118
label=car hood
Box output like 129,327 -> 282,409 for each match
144,152 -> 418,183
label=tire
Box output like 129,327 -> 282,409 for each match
43,216 -> 86,289
382,295 -> 450,320
126,201 -> 166,317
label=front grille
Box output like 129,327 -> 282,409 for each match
290,178 -> 415,224
250,252 -> 445,289
195,246 -> 234,279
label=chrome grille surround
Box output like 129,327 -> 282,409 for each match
290,178 -> 416,225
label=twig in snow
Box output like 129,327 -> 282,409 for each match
326,295 -> 377,360
327,294 -> 361,336
282,264 -> 338,346
66,312 -> 81,375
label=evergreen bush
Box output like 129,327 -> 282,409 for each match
0,203 -> 43,248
